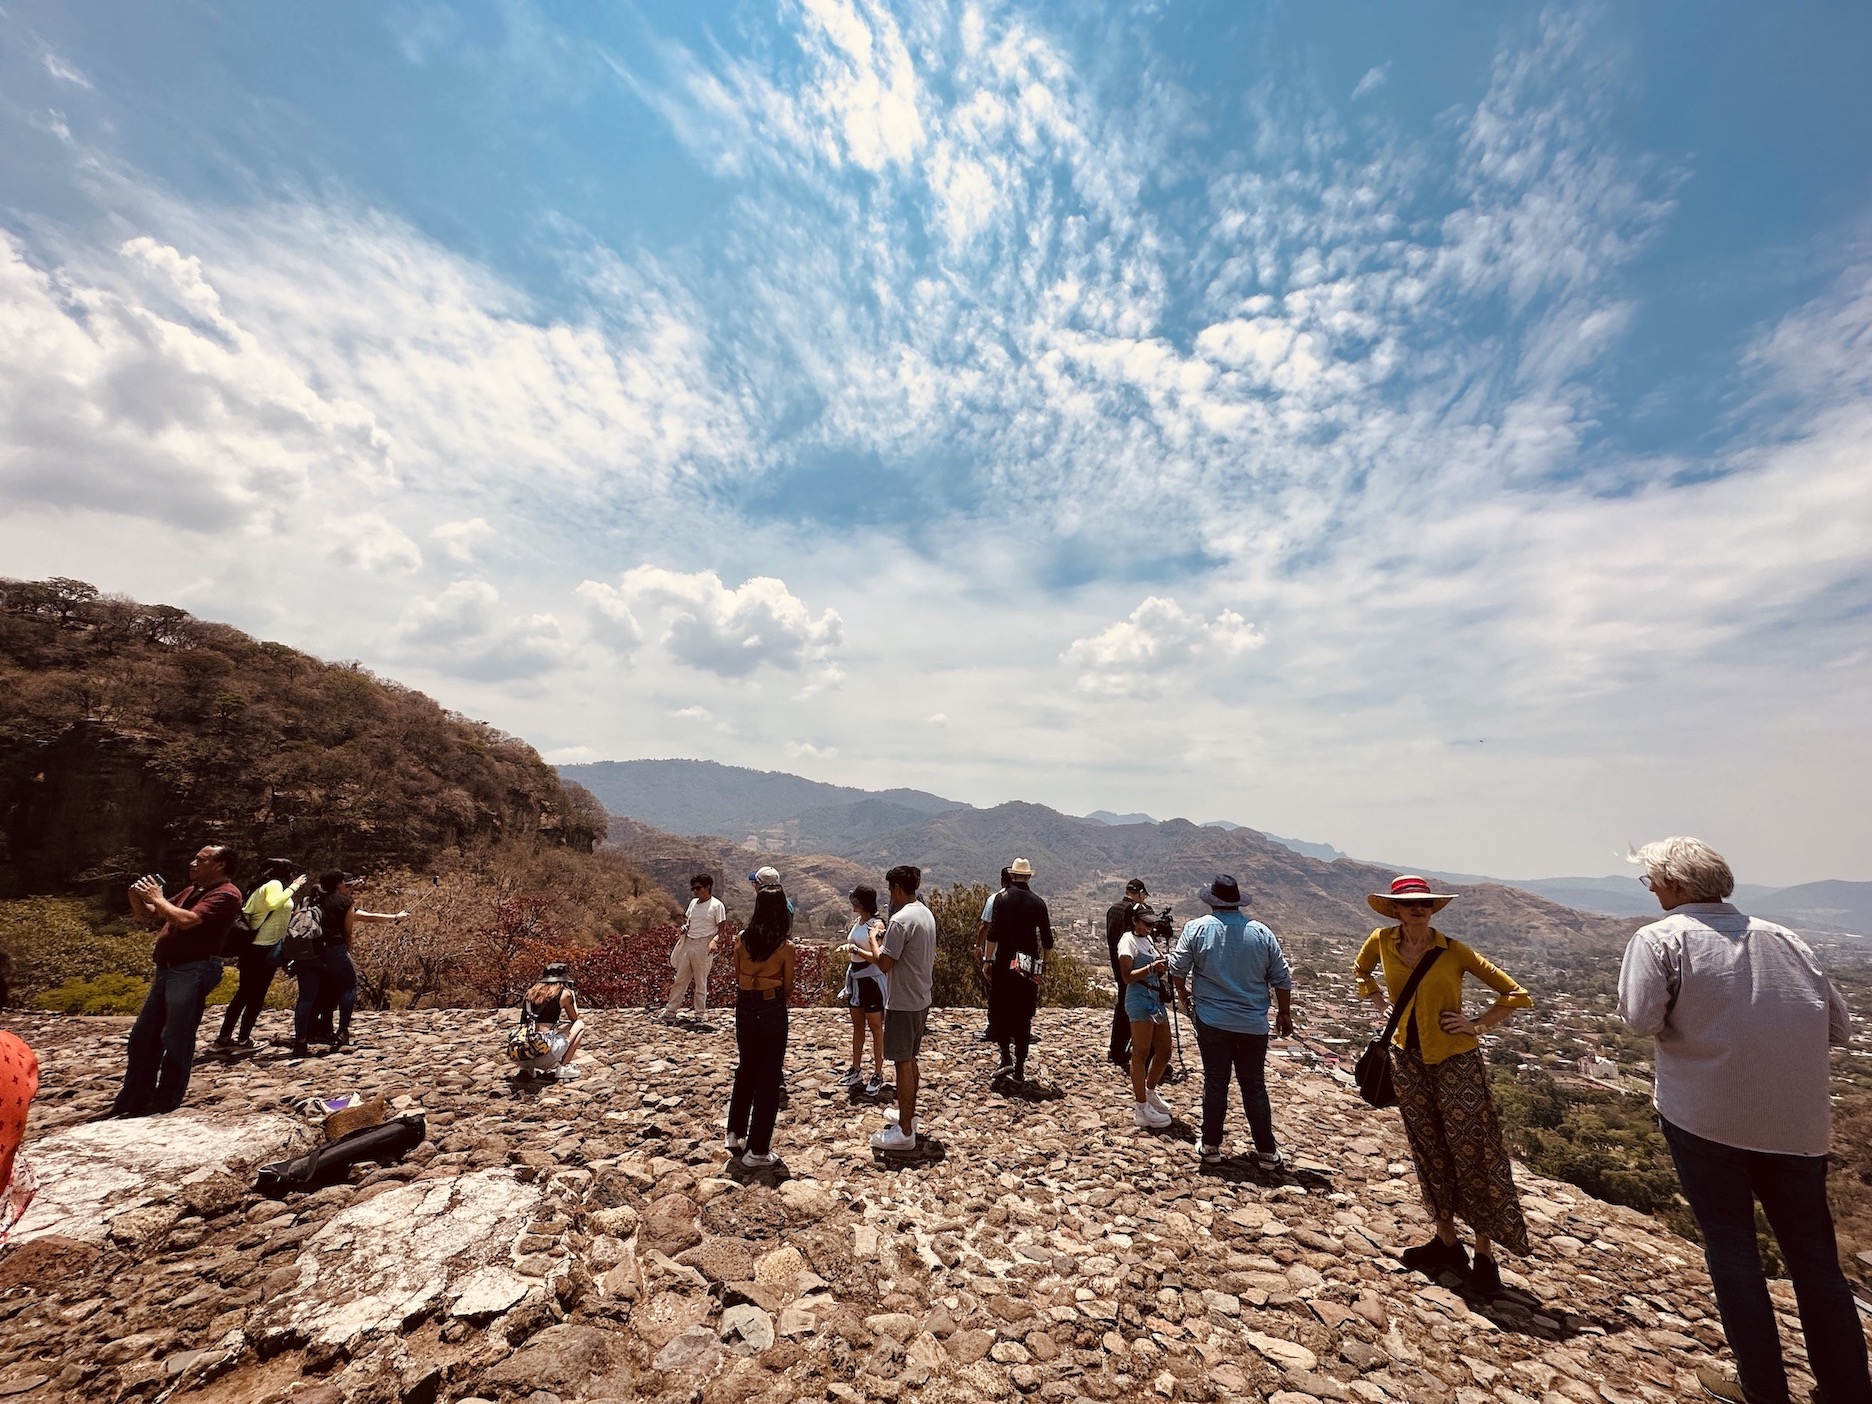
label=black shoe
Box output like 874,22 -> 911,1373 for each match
993,1060 -> 1015,1077
290,1042 -> 311,1058
1467,1254 -> 1502,1297
234,1037 -> 256,1051
1400,1235 -> 1468,1276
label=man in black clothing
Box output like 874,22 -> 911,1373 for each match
982,857 -> 1054,1080
1104,878 -> 1150,1066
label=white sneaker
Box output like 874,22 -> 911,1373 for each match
882,1109 -> 919,1134
1145,1087 -> 1171,1117
741,1150 -> 778,1167
725,1134 -> 748,1153
871,1123 -> 917,1152
1133,1102 -> 1171,1129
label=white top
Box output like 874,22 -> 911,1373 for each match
1618,903 -> 1854,1156
881,899 -> 936,1011
683,896 -> 727,942
1117,931 -> 1161,974
979,890 -> 1000,924
847,917 -> 889,1001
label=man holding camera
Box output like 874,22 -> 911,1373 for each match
1104,878 -> 1150,1067
105,845 -> 243,1118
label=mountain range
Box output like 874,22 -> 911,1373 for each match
565,760 -> 1651,963
564,759 -> 1871,946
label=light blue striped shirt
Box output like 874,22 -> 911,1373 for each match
1168,910 -> 1291,1035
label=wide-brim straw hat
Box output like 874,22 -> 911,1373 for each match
1010,857 -> 1035,878
1367,874 -> 1457,918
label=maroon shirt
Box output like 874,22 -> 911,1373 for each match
150,882 -> 242,966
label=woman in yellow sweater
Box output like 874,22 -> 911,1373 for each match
1354,875 -> 1534,1297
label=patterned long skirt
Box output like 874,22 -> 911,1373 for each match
1390,1044 -> 1530,1256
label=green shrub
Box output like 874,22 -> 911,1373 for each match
924,882 -> 1107,1010
37,972 -> 149,1015
0,896 -> 151,1000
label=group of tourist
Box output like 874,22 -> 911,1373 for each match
57,832 -> 1869,1404
681,838 -> 1867,1404
89,850 -> 408,1121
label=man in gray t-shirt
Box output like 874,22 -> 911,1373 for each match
1619,836 -> 1867,1404
872,864 -> 935,1152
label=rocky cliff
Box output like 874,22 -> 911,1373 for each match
3,1007 -> 1858,1404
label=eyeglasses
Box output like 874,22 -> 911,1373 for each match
1639,874 -> 1656,890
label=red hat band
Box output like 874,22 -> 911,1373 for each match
1388,876 -> 1434,897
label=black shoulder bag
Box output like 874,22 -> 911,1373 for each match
1354,946 -> 1444,1108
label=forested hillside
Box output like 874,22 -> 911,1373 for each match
0,577 -> 610,895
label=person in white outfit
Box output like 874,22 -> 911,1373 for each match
663,873 -> 728,1021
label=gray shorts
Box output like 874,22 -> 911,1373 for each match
883,1007 -> 928,1063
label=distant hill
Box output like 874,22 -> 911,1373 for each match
603,794 -> 1640,967
1754,880 -> 1872,935
0,577 -> 613,895
604,816 -> 879,941
560,759 -> 964,853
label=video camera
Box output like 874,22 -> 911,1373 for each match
1141,904 -> 1175,943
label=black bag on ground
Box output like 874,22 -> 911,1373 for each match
1354,947 -> 1444,1109
254,1113 -> 427,1197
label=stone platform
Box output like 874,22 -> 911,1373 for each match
0,1006 -> 1856,1403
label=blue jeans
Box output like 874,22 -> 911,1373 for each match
1662,1118 -> 1872,1404
1192,1016 -> 1275,1153
217,941 -> 282,1042
110,959 -> 222,1115
295,946 -> 355,1045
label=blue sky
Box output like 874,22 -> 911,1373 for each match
3,2 -> 1870,884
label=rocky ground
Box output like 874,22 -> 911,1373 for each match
1,1006 -> 1860,1404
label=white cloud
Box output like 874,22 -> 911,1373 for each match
1351,64 -> 1388,100
574,579 -> 645,653
432,517 -> 495,564
331,513 -> 423,574
787,740 -> 839,760
0,231 -> 396,528
589,567 -> 843,680
42,51 -> 94,89
1064,598 -> 1266,695
393,580 -> 568,682
673,705 -> 713,721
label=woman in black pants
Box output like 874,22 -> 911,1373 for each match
725,877 -> 795,1168
213,859 -> 304,1050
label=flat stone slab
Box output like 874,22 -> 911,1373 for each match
11,1111 -> 307,1245
277,1167 -> 546,1345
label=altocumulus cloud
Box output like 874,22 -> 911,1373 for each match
576,568 -> 843,682
1064,597 -> 1266,696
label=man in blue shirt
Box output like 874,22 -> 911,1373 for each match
1167,874 -> 1293,1169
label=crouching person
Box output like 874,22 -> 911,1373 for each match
511,962 -> 586,1082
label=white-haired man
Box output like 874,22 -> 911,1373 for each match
1618,836 -> 1867,1404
